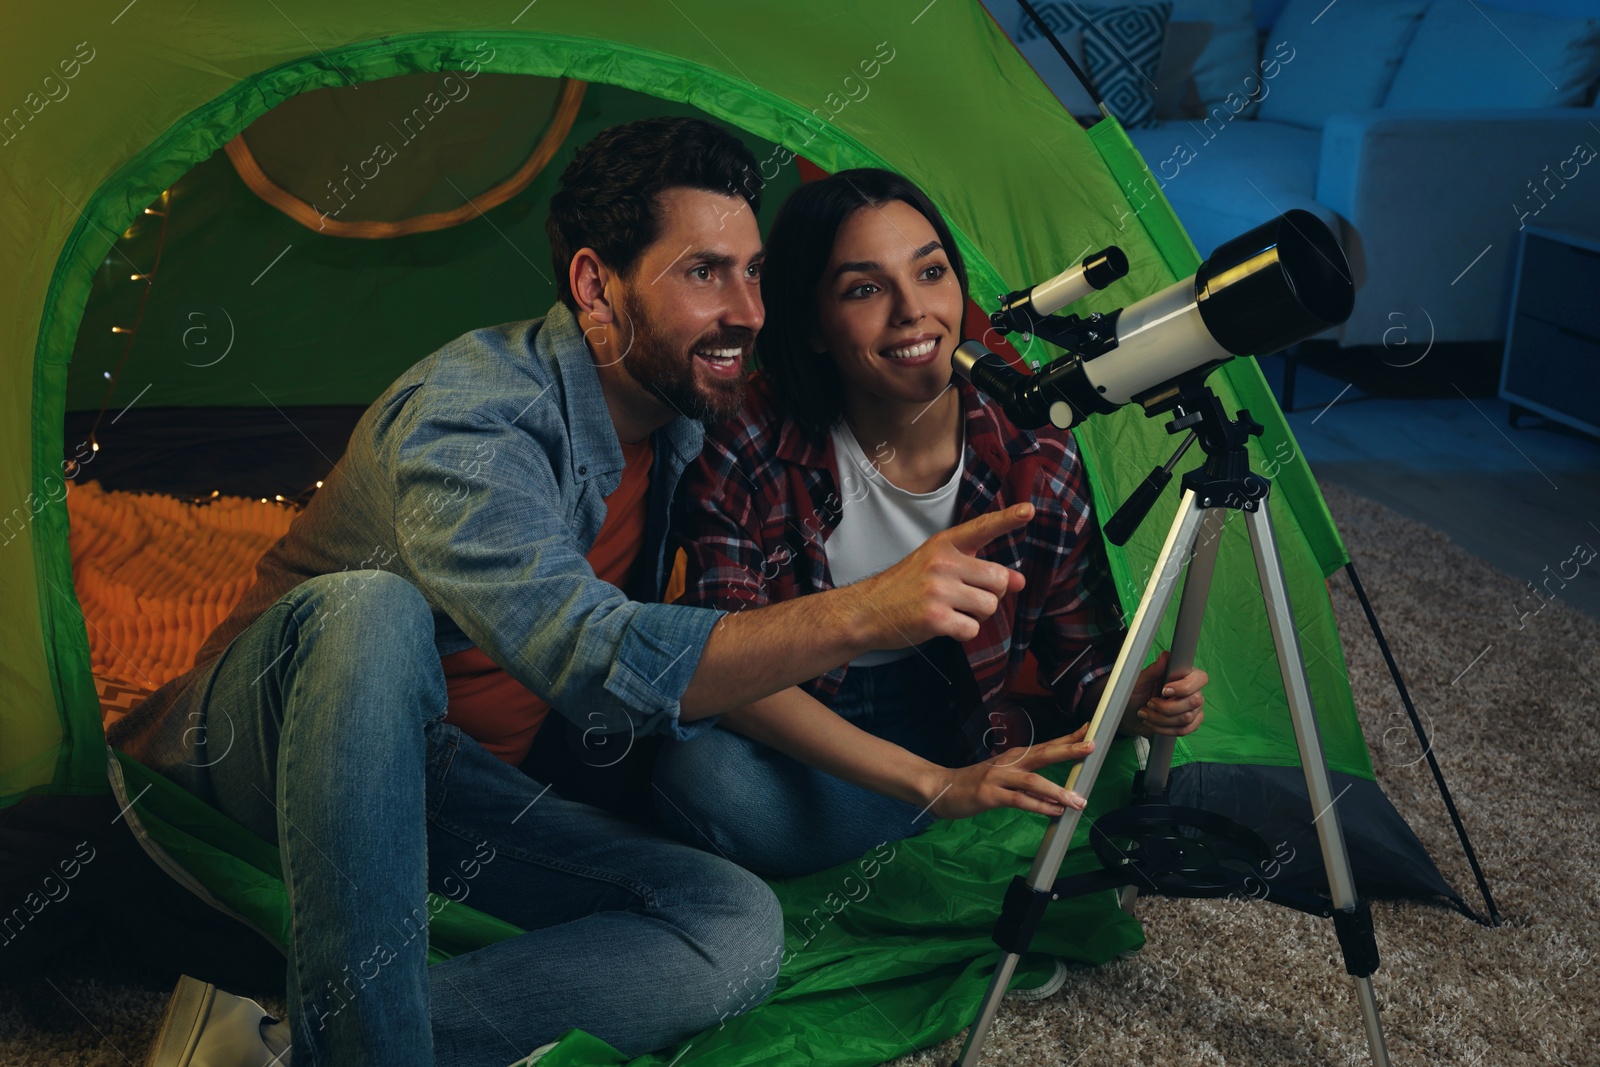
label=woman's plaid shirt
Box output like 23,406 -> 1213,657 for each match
674,375 -> 1128,760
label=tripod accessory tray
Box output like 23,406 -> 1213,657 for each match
989,800 -> 1272,955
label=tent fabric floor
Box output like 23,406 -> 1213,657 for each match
3,480 -> 1595,1065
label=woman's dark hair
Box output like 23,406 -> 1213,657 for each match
547,117 -> 761,310
757,168 -> 969,433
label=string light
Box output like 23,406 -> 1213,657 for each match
80,183 -> 333,515
181,477 -> 325,510
82,188 -> 173,474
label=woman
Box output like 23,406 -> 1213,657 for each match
654,168 -> 1205,878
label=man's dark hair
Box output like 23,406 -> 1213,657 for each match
547,117 -> 762,311
756,168 -> 970,434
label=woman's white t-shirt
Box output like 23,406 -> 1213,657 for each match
825,420 -> 964,667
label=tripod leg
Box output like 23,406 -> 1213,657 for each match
1244,504 -> 1391,1067
1141,505 -> 1229,798
954,491 -> 1212,1067
1117,505 -> 1228,919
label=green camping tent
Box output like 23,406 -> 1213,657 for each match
1,2 -> 1450,1063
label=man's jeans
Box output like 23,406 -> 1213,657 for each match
177,569 -> 781,1067
652,658 -> 968,879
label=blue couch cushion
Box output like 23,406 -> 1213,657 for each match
1256,0 -> 1430,129
1125,119 -> 1337,256
1385,0 -> 1600,109
1182,0 -> 1260,117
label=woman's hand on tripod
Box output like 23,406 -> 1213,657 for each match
926,724 -> 1094,820
1126,649 -> 1207,737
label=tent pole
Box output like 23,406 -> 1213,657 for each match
1342,561 -> 1501,926
1012,0 -> 1105,112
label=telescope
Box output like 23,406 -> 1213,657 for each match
950,210 -> 1394,1067
953,210 -> 1354,431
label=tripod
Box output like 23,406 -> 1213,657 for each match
955,385 -> 1390,1067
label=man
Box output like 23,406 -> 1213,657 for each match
114,117 -> 1045,1066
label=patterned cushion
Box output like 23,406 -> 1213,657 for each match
1017,1 -> 1175,128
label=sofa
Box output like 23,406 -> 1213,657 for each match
985,0 -> 1600,347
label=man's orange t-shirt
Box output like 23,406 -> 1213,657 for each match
440,437 -> 653,764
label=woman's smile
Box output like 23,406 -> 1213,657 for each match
878,333 -> 941,364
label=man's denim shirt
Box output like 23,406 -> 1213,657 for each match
110,303 -> 723,798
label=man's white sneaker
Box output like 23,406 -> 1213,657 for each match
1006,956 -> 1069,1002
146,974 -> 291,1066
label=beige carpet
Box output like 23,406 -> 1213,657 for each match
4,481 -> 1595,1065
889,481 -> 1599,1067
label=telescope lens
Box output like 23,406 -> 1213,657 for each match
1276,212 -> 1356,325
1194,210 -> 1355,356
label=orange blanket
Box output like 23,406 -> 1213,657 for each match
68,480 -> 296,724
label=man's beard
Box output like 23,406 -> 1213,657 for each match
613,288 -> 749,423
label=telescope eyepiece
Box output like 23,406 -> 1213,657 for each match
1082,247 -> 1129,292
